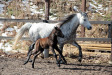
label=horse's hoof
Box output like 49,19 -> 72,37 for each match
57,64 -> 60,67
32,66 -> 34,68
64,61 -> 67,65
29,59 -> 32,62
78,57 -> 82,62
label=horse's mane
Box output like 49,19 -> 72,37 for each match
59,14 -> 76,27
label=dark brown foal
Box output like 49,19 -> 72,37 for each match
24,27 -> 67,68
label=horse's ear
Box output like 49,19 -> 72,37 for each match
73,6 -> 79,12
73,6 -> 82,13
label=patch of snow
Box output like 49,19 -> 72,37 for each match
22,0 -> 29,5
0,43 -> 3,49
104,7 -> 108,11
5,45 -> 12,51
97,4 -> 103,10
0,4 -> 5,14
0,21 -> 3,26
2,32 -> 8,36
31,5 -> 38,9
88,4 -> 93,11
89,2 -> 105,16
89,3 -> 97,9
30,2 -> 33,5
30,5 -> 43,15
3,45 -> 15,55
14,26 -> 18,32
49,16 -> 57,20
92,0 -> 97,4
6,27 -> 14,31
11,15 -> 15,19
40,9 -> 44,11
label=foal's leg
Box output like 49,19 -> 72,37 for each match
27,42 -> 35,56
72,41 -> 82,62
55,46 -> 67,64
32,49 -> 44,68
50,47 -> 60,67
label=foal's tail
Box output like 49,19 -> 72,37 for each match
13,23 -> 32,49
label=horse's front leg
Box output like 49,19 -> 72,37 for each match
72,41 -> 82,62
58,44 -> 65,64
55,46 -> 67,65
50,47 -> 60,67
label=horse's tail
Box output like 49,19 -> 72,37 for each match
13,23 -> 32,49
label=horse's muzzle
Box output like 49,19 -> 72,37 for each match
87,26 -> 92,30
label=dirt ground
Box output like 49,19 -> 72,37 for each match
0,51 -> 112,75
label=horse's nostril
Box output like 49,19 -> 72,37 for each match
88,26 -> 92,30
90,27 -> 92,30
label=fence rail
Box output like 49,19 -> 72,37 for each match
0,18 -> 111,24
0,36 -> 111,42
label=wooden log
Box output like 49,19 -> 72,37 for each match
74,51 -> 111,56
71,44 -> 111,51
79,44 -> 111,48
81,46 -> 111,51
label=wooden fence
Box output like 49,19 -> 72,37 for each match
0,19 -> 112,62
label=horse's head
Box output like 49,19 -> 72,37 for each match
73,6 -> 92,30
78,12 -> 92,30
54,27 -> 64,38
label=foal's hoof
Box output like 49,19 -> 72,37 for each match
78,57 -> 82,62
59,60 -> 65,64
23,61 -> 28,65
23,63 -> 26,65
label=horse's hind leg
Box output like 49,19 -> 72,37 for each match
27,43 -> 35,62
27,42 -> 35,56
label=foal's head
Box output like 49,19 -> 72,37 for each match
52,27 -> 64,38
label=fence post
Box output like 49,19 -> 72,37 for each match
109,21 -> 112,64
44,0 -> 50,58
45,0 -> 50,20
108,24 -> 112,38
81,0 -> 86,37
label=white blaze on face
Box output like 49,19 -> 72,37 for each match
78,13 -> 92,30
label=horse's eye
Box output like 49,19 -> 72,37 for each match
84,19 -> 86,21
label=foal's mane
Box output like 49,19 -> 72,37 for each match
48,28 -> 56,39
59,14 -> 76,27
